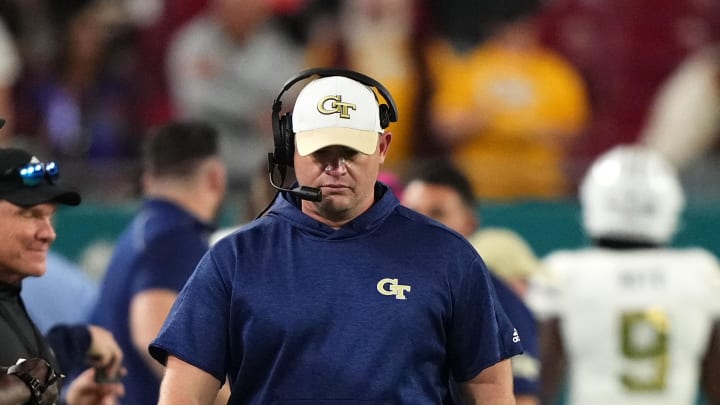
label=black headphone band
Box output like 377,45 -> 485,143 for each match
271,67 -> 398,125
270,67 -> 398,170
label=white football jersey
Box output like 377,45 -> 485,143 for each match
529,247 -> 720,405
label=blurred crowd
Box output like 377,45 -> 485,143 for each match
0,0 -> 719,203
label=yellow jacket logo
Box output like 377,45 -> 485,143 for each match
376,278 -> 411,300
317,95 -> 357,119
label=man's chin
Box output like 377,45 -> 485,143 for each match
24,267 -> 46,278
318,200 -> 353,220
21,258 -> 47,278
319,200 -> 349,213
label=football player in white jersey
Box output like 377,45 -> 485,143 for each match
528,145 -> 720,405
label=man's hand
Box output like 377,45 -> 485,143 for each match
86,325 -> 123,381
65,367 -> 125,405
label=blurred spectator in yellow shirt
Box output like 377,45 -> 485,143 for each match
427,0 -> 590,200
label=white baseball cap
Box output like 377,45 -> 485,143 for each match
292,76 -> 382,156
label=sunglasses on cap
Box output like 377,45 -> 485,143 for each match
4,161 -> 60,187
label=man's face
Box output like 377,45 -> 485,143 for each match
0,201 -> 57,285
401,181 -> 477,238
293,132 -> 390,227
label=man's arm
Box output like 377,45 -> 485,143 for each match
130,289 -> 178,378
538,318 -> 566,405
158,355 -> 222,405
458,358 -> 514,405
701,320 -> 720,405
139,290 -> 231,404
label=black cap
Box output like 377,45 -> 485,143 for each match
0,148 -> 81,207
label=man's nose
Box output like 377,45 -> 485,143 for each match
324,156 -> 349,175
37,217 -> 57,243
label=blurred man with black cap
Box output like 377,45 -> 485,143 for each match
0,145 -> 124,404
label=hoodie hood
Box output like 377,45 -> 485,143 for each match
266,182 -> 399,240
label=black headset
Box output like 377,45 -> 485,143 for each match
269,67 -> 398,168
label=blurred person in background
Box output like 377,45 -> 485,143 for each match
0,145 -> 124,404
470,227 -> 545,302
14,0 -> 139,161
9,0 -> 141,203
122,0 -> 209,128
401,158 -> 541,405
426,0 -> 589,200
639,44 -> 720,199
302,0 -> 430,176
639,45 -> 720,169
528,145 -> 720,405
167,0 -> 303,194
90,120 -> 228,405
538,0 -> 720,167
0,7 -> 21,146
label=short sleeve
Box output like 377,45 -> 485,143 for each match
130,230 -> 208,295
490,274 -> 540,395
149,249 -> 231,382
448,256 -> 524,381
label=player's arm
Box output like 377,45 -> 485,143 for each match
158,355 -> 221,405
701,320 -> 720,405
458,358 -> 514,405
130,288 -> 178,378
538,317 -> 566,405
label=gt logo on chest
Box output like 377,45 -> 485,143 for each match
376,278 -> 411,300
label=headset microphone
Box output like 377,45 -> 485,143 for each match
267,154 -> 322,202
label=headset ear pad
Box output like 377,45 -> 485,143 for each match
278,112 -> 295,167
271,109 -> 294,167
378,104 -> 391,129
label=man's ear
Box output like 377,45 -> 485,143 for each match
378,131 -> 392,163
206,158 -> 227,194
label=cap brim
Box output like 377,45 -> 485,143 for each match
3,184 -> 81,207
295,128 -> 379,156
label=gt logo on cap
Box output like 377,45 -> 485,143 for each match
317,95 -> 357,119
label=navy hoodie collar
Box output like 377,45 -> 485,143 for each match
269,182 -> 399,239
